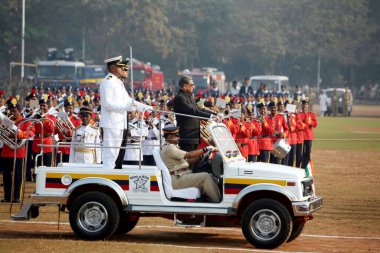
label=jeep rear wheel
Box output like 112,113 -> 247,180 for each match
242,199 -> 292,249
69,191 -> 120,240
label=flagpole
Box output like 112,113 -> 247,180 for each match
130,45 -> 134,103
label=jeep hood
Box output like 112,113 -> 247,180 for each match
232,162 -> 306,181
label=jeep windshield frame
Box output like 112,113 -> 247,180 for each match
210,124 -> 242,159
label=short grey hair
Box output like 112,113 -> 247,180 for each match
178,75 -> 192,87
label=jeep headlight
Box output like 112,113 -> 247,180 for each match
302,178 -> 314,197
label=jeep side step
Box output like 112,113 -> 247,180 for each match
174,214 -> 206,227
12,202 -> 34,220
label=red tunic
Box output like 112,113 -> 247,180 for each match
258,116 -> 275,151
299,111 -> 317,140
295,113 -> 306,144
223,117 -> 239,139
287,113 -> 298,145
235,121 -> 252,158
32,114 -> 57,153
269,113 -> 289,143
247,120 -> 262,156
1,116 -> 35,158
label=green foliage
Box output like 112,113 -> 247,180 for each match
0,0 -> 378,85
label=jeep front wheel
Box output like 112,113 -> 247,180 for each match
69,191 -> 120,240
242,199 -> 292,249
287,221 -> 305,243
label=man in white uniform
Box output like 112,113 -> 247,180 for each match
318,90 -> 328,117
100,56 -> 152,169
69,107 -> 101,164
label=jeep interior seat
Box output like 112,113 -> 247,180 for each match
152,149 -> 201,200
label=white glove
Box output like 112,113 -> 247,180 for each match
205,145 -> 214,152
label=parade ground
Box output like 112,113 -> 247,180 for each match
0,105 -> 380,253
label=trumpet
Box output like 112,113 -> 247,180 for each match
252,114 -> 264,123
0,111 -> 26,150
34,102 -> 64,119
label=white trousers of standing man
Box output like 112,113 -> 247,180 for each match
102,128 -> 123,169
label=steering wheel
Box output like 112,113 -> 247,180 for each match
199,149 -> 212,164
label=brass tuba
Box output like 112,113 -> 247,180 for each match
56,111 -> 75,139
200,120 -> 216,146
0,111 -> 27,150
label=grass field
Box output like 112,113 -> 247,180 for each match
0,105 -> 380,252
306,105 -> 380,237
313,116 -> 380,151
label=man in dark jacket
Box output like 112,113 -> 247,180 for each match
173,76 -> 217,151
239,77 -> 253,96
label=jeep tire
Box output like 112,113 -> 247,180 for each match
242,199 -> 292,249
115,212 -> 139,234
287,221 -> 305,243
69,191 -> 120,240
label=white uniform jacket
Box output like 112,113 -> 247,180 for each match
99,73 -> 152,130
69,124 -> 102,164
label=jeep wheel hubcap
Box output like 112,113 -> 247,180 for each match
78,201 -> 108,232
250,209 -> 281,240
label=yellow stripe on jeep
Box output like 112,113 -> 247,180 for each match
46,173 -> 129,181
225,178 -> 286,186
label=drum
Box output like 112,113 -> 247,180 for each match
271,139 -> 291,159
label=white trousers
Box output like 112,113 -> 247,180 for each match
102,128 -> 123,169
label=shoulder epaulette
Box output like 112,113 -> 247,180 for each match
107,75 -> 112,80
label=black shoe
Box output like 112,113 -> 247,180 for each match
13,199 -> 20,203
1,199 -> 10,203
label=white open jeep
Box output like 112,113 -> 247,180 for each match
13,121 -> 322,249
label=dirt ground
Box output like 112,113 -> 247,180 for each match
0,105 -> 380,252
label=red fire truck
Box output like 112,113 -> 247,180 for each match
177,67 -> 226,93
129,59 -> 164,91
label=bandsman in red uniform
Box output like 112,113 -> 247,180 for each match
235,111 -> 252,159
222,109 -> 240,140
32,98 -> 57,167
295,103 -> 307,168
284,101 -> 298,167
1,102 -> 34,203
268,102 -> 289,164
56,99 -> 82,163
247,110 -> 262,162
257,103 -> 274,163
277,100 -> 290,165
299,99 -> 317,167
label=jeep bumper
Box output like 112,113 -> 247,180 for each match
292,196 -> 323,216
